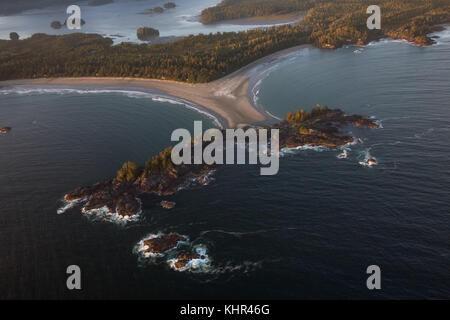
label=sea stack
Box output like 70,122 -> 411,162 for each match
161,201 -> 176,209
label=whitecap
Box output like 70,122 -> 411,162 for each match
167,245 -> 212,273
81,197 -> 142,225
281,144 -> 329,155
358,149 -> 377,167
57,197 -> 86,215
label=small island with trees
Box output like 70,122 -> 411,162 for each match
50,21 -> 63,29
136,27 -> 160,41
141,3 -> 176,15
62,107 -> 379,220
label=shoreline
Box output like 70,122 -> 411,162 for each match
208,12 -> 305,27
0,44 -> 312,129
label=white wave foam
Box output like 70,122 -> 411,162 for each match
167,245 -> 212,273
358,149 -> 377,167
265,111 -> 282,121
281,144 -> 329,155
81,197 -> 142,225
0,87 -> 224,129
135,233 -> 190,259
374,120 -> 384,129
57,197 -> 86,215
337,149 -> 348,159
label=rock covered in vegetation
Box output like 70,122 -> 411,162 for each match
64,107 -> 378,220
164,2 -> 176,9
280,106 -> 379,149
137,27 -> 160,41
50,21 -> 62,29
9,32 -> 19,41
141,6 -> 164,15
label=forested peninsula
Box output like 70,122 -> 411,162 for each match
1,0 -> 450,83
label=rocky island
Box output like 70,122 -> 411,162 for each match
135,233 -> 210,272
140,233 -> 188,257
50,21 -> 62,29
64,146 -> 216,219
1,127 -> 11,133
62,107 -> 379,220
279,106 -> 379,149
136,27 -> 160,41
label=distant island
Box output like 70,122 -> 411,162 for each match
136,27 -> 160,41
0,0 -> 113,15
201,0 -> 309,24
9,32 -> 19,41
141,3 -> 176,15
1,0 -> 449,83
50,21 -> 62,29
62,107 -> 379,220
202,0 -> 450,48
164,2 -> 176,9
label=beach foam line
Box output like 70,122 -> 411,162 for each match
0,86 -> 224,129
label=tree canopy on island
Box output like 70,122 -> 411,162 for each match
0,0 -> 449,82
202,0 -> 450,47
0,25 -> 310,82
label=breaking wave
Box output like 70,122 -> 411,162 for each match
0,87 -> 224,129
358,148 -> 377,167
80,198 -> 142,225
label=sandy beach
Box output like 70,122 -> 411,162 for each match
0,44 -> 311,128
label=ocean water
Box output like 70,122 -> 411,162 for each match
0,0 -> 300,43
1,29 -> 450,299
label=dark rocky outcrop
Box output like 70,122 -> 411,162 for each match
64,108 -> 377,219
0,127 -> 11,133
9,32 -> 19,41
65,163 -> 215,217
141,7 -> 164,15
143,233 -> 187,255
173,251 -> 206,270
50,21 -> 63,29
161,201 -> 176,209
137,27 -> 160,41
279,109 -> 379,149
